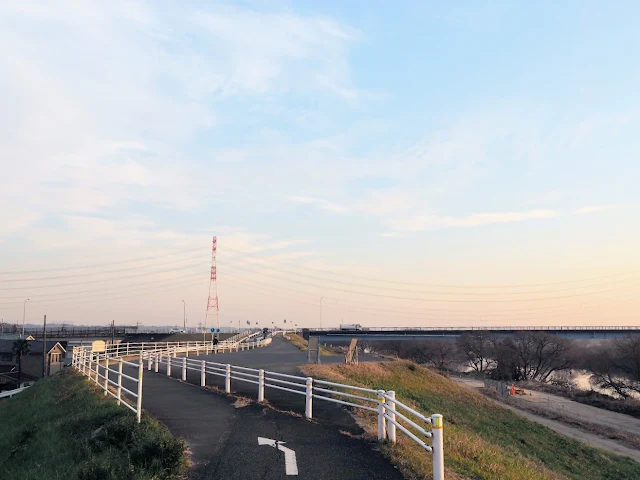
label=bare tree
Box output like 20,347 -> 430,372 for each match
614,335 -> 640,394
489,337 -> 520,381
586,335 -> 640,398
511,332 -> 574,381
456,333 -> 495,373
426,340 -> 459,370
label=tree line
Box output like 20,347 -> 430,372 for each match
366,333 -> 640,398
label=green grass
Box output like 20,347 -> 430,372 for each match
0,371 -> 186,480
302,361 -> 640,480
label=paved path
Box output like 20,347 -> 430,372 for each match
124,338 -> 403,479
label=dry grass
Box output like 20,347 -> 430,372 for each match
285,333 -> 338,356
301,361 -> 640,480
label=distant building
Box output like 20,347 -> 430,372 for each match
0,334 -> 35,341
0,340 -> 66,381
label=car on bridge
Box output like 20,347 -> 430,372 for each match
339,324 -> 363,331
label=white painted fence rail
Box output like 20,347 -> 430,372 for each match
0,385 -> 31,399
71,334 -> 270,423
73,349 -> 144,422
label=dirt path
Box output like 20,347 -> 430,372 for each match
453,377 -> 640,463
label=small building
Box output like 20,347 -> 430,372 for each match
0,340 -> 66,380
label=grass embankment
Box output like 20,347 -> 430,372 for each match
285,333 -> 338,356
0,371 -> 185,480
301,361 -> 640,480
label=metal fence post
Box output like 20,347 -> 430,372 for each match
225,364 -> 231,393
104,357 -> 109,396
167,356 -> 172,376
387,390 -> 396,444
201,360 -> 206,387
305,377 -> 313,419
377,390 -> 387,441
155,353 -> 159,373
432,414 -> 444,480
117,359 -> 123,406
137,354 -> 143,423
147,352 -> 152,371
182,357 -> 187,381
126,343 -> 130,356
258,369 -> 265,402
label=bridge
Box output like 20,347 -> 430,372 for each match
305,326 -> 640,341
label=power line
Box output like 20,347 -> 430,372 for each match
219,270 -> 639,317
2,252 -> 208,282
0,246 -> 205,275
223,246 -> 640,289
220,253 -> 640,296
217,257 -> 640,303
0,272 -> 206,305
0,261 -> 207,291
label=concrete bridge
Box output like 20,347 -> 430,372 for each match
306,326 -> 640,341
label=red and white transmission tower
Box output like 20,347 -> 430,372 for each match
205,236 -> 219,335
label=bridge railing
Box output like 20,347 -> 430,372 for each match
310,325 -> 640,332
145,349 -> 443,479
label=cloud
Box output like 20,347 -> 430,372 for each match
575,205 -> 616,214
389,209 -> 558,233
0,1 -> 363,245
288,196 -> 350,214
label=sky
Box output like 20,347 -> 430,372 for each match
0,1 -> 639,330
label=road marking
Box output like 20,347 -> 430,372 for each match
258,437 -> 299,476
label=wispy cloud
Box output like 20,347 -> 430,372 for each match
574,205 -> 616,214
288,196 -> 350,214
389,209 -> 558,233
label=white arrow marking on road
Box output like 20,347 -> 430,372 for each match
258,437 -> 298,476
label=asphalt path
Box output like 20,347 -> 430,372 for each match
117,338 -> 403,479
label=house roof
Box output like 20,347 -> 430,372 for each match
0,340 -> 66,354
0,334 -> 34,341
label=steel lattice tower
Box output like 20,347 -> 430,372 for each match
205,236 -> 219,335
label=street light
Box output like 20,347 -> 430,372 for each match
21,299 -> 30,337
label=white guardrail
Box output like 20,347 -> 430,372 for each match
0,385 -> 31,399
71,334 -> 269,422
73,335 -> 444,480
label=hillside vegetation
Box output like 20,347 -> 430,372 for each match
285,333 -> 338,355
0,371 -> 186,480
301,361 -> 640,480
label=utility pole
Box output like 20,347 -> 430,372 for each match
42,315 -> 47,378
22,298 -> 30,337
182,300 -> 186,331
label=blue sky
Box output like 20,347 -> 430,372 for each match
0,1 -> 638,328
